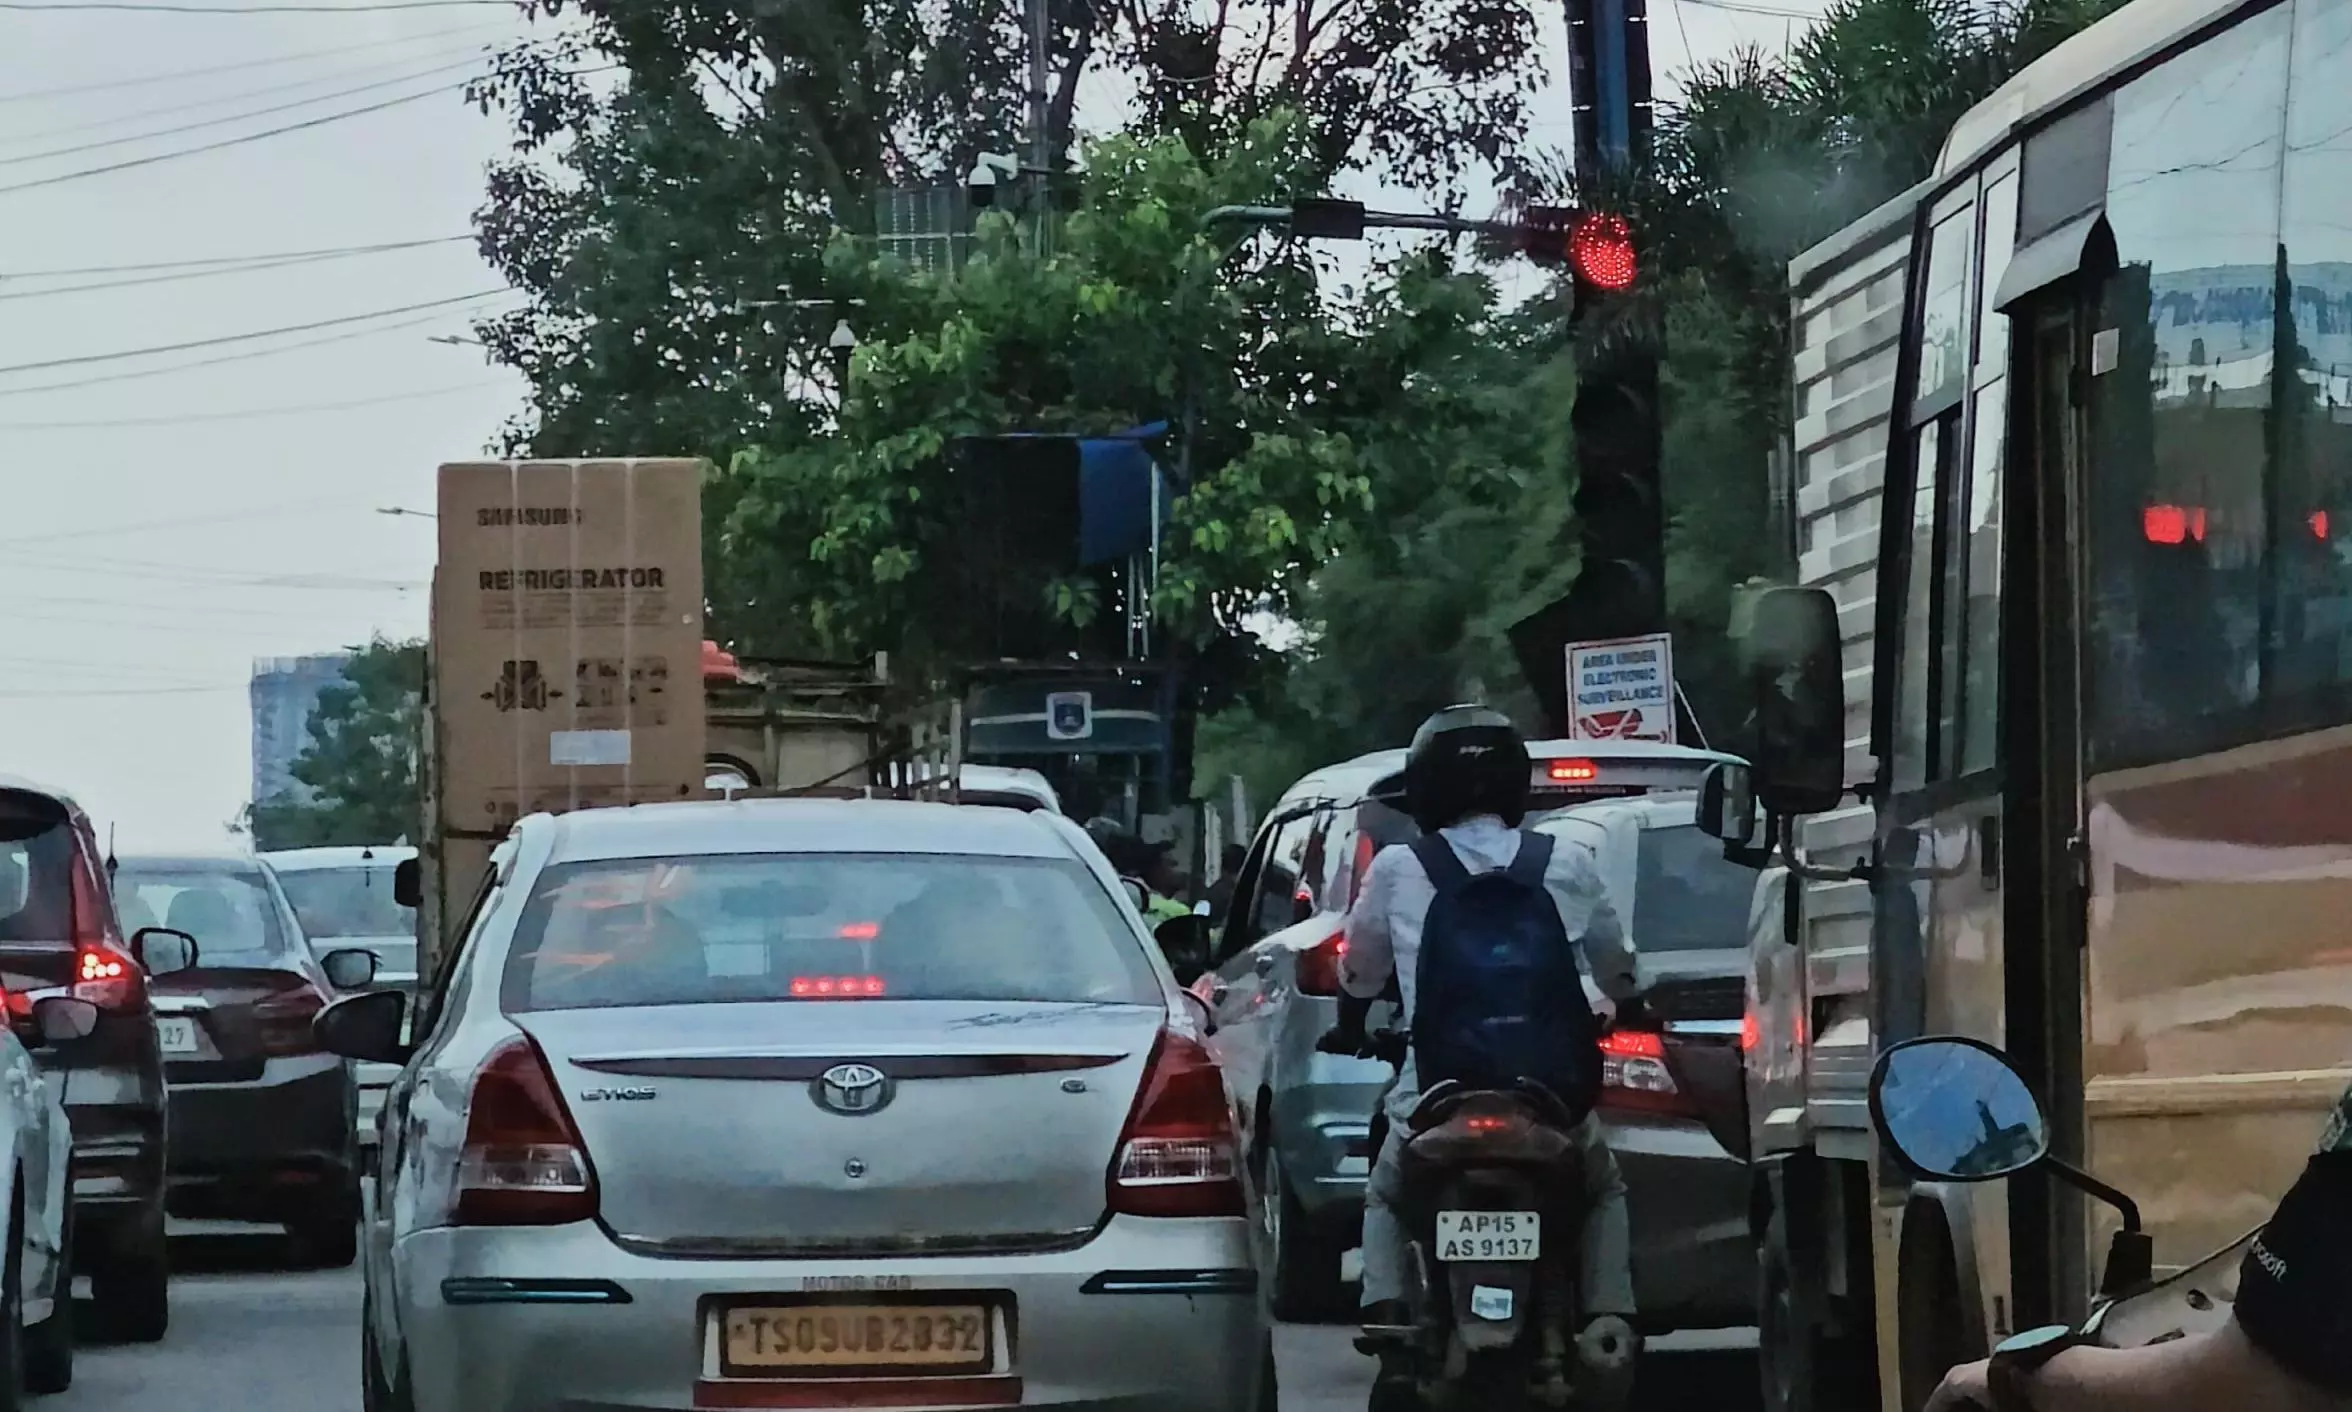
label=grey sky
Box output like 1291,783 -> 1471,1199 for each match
0,0 -> 1812,852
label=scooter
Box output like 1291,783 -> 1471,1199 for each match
1868,1036 -> 2257,1407
1336,1025 -> 1638,1412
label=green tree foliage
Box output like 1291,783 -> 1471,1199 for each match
244,639 -> 425,851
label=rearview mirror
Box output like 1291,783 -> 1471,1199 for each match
30,996 -> 97,1046
1868,1037 -> 2050,1181
392,857 -> 421,910
1744,586 -> 1846,817
129,926 -> 197,977
314,990 -> 411,1066
320,947 -> 380,992
1694,762 -> 1758,848
1153,914 -> 1212,986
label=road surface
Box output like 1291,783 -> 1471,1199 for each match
48,1229 -> 1760,1412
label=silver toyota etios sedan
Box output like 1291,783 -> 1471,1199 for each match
321,799 -> 1272,1412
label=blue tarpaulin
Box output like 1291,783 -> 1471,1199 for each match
994,422 -> 1173,566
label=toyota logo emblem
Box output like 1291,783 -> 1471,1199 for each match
813,1062 -> 893,1116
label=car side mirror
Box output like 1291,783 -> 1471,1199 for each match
1119,877 -> 1150,913
320,947 -> 380,992
1867,1037 -> 2051,1181
1744,586 -> 1846,817
129,926 -> 198,977
30,996 -> 97,1047
1179,989 -> 1217,1037
315,990 -> 411,1066
393,857 -> 421,910
1694,762 -> 1759,848
1153,914 -> 1212,987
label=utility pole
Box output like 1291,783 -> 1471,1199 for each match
1026,0 -> 1051,194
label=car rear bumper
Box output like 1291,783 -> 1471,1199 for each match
64,1078 -> 166,1216
166,1054 -> 354,1214
1269,1058 -> 1386,1225
393,1214 -> 1266,1412
1601,1113 -> 1754,1331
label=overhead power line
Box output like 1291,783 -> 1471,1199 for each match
0,1 -> 506,12
0,65 -> 610,197
0,53 -> 494,168
0,238 -> 475,302
0,380 -> 504,427
0,288 -> 508,377
5,36 -> 508,142
0,19 -> 509,104
0,234 -> 469,279
0,302 -> 515,397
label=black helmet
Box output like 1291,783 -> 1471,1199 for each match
1401,704 -> 1531,833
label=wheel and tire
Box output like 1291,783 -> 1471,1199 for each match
1262,1150 -> 1348,1322
0,1200 -> 30,1412
91,1212 -> 169,1345
24,1204 -> 71,1395
1255,1332 -> 1280,1412
1759,1205 -> 1870,1412
291,1180 -> 362,1270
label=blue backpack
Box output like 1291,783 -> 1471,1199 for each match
1409,830 -> 1604,1117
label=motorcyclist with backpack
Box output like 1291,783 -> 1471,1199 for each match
1319,704 -> 1645,1402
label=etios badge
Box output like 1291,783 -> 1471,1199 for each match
813,1063 -> 893,1116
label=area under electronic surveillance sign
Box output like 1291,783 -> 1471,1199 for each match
1045,691 -> 1095,741
1566,633 -> 1676,742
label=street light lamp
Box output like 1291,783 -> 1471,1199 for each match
828,318 -> 859,383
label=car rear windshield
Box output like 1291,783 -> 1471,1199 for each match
113,866 -> 293,968
0,795 -> 75,947
501,852 -> 1160,1013
1634,825 -> 1757,952
277,866 -> 416,944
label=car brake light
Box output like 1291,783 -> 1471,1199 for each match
1294,928 -> 1347,997
1547,759 -> 1599,783
1108,1030 -> 1243,1218
454,1035 -> 598,1226
1348,831 -> 1376,907
252,987 -> 327,1056
1598,1028 -> 1695,1118
72,944 -> 140,1010
789,975 -> 886,997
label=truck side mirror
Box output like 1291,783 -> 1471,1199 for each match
393,857 -> 421,910
1746,586 -> 1846,817
1694,762 -> 1758,847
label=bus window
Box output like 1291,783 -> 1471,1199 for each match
2085,5 -> 2290,768
2273,0 -> 2352,705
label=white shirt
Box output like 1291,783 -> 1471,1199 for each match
1340,815 -> 1638,1117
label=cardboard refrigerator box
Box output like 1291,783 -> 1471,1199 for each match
432,459 -> 707,835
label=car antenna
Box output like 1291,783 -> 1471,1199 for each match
105,823 -> 118,879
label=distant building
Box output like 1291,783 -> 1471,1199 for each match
250,654 -> 353,804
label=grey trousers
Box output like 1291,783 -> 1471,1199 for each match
1359,1107 -> 1636,1319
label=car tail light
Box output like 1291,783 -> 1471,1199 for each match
1348,831 -> 1377,907
70,859 -> 141,1011
1598,1028 -> 1695,1118
789,975 -> 886,998
1108,1030 -> 1243,1218
252,986 -> 327,1056
455,1035 -> 598,1226
1294,927 -> 1347,997
1546,759 -> 1599,783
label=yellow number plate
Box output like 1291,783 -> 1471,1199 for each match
721,1304 -> 990,1372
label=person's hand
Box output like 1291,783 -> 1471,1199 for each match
1924,1357 -> 1993,1412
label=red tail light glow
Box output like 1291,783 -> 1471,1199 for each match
455,1036 -> 597,1226
836,922 -> 880,941
1597,1028 -> 1695,1118
70,855 -> 142,1011
1349,831 -> 1377,907
1464,1115 -> 1512,1134
789,975 -> 886,998
1294,929 -> 1347,997
2143,504 -> 2208,544
1108,1030 -> 1243,1218
1546,759 -> 1599,783
2313,510 -> 2330,540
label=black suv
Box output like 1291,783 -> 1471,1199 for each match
0,779 -> 195,1342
